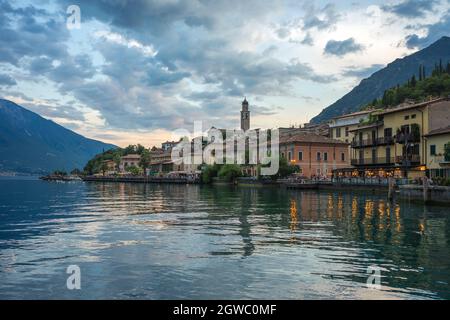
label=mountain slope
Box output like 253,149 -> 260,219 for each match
0,99 -> 116,174
311,36 -> 450,123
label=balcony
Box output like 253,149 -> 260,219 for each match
376,136 -> 394,145
351,157 -> 395,166
351,136 -> 394,148
351,139 -> 375,148
395,154 -> 421,165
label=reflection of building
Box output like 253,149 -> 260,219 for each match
344,97 -> 450,178
424,126 -> 450,178
280,133 -> 349,178
119,154 -> 141,172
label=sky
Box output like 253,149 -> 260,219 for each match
1,0 -> 450,147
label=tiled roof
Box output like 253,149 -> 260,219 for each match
279,133 -> 348,145
330,109 -> 372,120
378,97 -> 447,115
425,126 -> 450,137
121,154 -> 141,159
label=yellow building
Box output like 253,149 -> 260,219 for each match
424,126 -> 450,178
348,97 -> 450,178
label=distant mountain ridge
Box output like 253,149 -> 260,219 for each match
311,36 -> 450,123
0,99 -> 116,174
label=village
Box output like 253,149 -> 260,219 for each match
87,97 -> 450,190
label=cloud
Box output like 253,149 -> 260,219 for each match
0,74 -> 16,86
405,14 -> 450,48
382,0 -> 439,18
324,38 -> 365,57
341,64 -> 385,78
0,1 -> 68,66
302,3 -> 340,31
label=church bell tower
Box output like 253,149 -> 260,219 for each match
240,98 -> 250,131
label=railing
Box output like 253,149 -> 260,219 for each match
376,136 -> 394,145
395,154 -> 421,164
351,136 -> 394,148
395,133 -> 420,144
351,157 -> 394,166
351,139 -> 375,148
333,177 -> 410,186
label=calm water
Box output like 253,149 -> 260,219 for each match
0,177 -> 449,300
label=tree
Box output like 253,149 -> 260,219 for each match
411,75 -> 417,87
277,157 -> 299,178
126,165 -> 141,176
139,149 -> 151,175
201,164 -> 221,184
100,162 -> 109,176
218,164 -> 242,182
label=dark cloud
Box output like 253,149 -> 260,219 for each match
302,3 -> 340,31
405,14 -> 450,49
0,74 -> 16,86
0,1 -> 68,66
0,0 -> 338,132
341,64 -> 385,78
324,38 -> 365,57
382,0 -> 439,18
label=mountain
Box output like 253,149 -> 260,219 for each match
0,99 -> 116,174
311,36 -> 450,123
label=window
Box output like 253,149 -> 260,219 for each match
404,115 -> 410,120
386,147 -> 391,163
288,151 -> 292,161
341,152 -> 345,162
345,127 -> 349,137
298,151 -> 303,161
316,169 -> 321,175
412,114 -> 416,119
281,152 -> 285,158
336,128 -> 341,138
317,152 -> 321,161
430,145 -> 436,156
384,128 -> 393,137
324,152 -> 328,161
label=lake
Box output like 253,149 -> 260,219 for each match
0,177 -> 449,299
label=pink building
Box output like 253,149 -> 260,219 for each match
280,133 -> 350,178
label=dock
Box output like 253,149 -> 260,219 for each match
82,176 -> 199,184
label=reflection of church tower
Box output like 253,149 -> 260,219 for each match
240,98 -> 250,131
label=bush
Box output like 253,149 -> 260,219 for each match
218,164 -> 242,182
201,164 -> 221,184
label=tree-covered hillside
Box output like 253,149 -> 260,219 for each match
366,61 -> 450,109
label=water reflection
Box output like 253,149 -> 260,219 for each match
0,178 -> 449,299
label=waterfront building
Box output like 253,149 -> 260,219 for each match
328,110 -> 372,143
149,147 -> 176,174
102,160 -> 117,175
424,126 -> 450,179
345,97 -> 450,178
119,154 -> 141,173
279,133 -> 349,179
279,123 -> 330,138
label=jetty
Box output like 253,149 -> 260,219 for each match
82,175 -> 199,184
